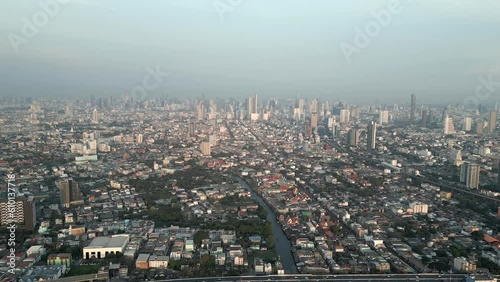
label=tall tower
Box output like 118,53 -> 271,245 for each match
379,110 -> 389,125
57,178 -> 83,208
489,111 -> 497,134
367,121 -> 377,150
410,94 -> 416,122
475,119 -> 484,134
248,94 -> 258,119
340,109 -> 350,124
310,112 -> 319,129
188,121 -> 196,136
460,163 -> 480,189
200,142 -> 211,156
0,196 -> 36,231
421,110 -> 428,126
197,103 -> 205,120
462,117 -> 472,131
92,108 -> 99,124
444,115 -> 454,134
347,129 -> 359,146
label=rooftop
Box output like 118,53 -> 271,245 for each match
86,235 -> 129,249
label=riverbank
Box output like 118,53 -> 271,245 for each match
230,174 -> 298,274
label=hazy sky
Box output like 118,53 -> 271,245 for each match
1,0 -> 500,104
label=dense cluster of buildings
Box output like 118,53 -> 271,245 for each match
0,95 -> 500,281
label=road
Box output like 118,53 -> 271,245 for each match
158,273 -> 466,282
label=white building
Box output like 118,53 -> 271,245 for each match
83,235 -> 129,259
410,202 -> 429,214
148,255 -> 169,268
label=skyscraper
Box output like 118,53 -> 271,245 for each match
340,109 -> 350,124
304,123 -> 312,137
248,94 -> 258,119
350,106 -> 360,121
379,110 -> 389,124
92,108 -> 99,124
444,115 -> 455,134
0,196 -> 36,231
462,117 -> 472,131
475,119 -> 484,134
460,163 -> 480,189
200,142 -> 211,156
310,112 -> 319,129
197,103 -> 205,120
188,121 -> 196,136
421,109 -> 428,126
489,111 -> 497,134
347,129 -> 360,146
410,94 -> 416,122
309,98 -> 318,113
367,121 -> 377,150
57,178 -> 83,208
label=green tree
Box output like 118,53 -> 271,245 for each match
194,230 -> 209,246
471,230 -> 483,241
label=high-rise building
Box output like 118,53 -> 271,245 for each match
379,110 -> 389,124
248,94 -> 258,119
489,111 -> 497,134
92,108 -> 99,124
350,106 -> 360,121
310,112 -> 318,129
462,117 -> 472,131
475,119 -> 484,134
0,196 -> 36,231
197,103 -> 205,120
309,99 -> 318,113
298,98 -> 305,111
57,178 -> 83,208
293,108 -> 302,121
340,109 -> 350,124
200,142 -> 211,156
347,129 -> 360,146
421,109 -> 428,126
188,121 -> 196,136
410,94 -> 416,122
460,163 -> 480,189
444,115 -> 455,134
304,123 -> 312,137
367,121 -> 377,150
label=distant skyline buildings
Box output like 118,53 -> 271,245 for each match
410,94 -> 416,122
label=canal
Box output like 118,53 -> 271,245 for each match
231,175 -> 298,274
